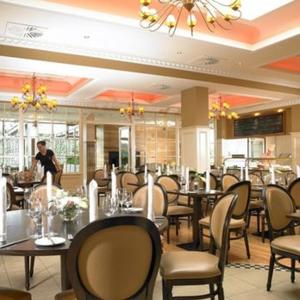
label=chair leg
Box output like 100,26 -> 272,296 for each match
175,218 -> 179,236
162,280 -> 172,300
256,210 -> 260,233
24,256 -> 30,290
291,259 -> 295,283
199,224 -> 204,251
217,282 -> 224,300
261,215 -> 265,243
167,224 -> 170,244
243,229 -> 251,259
30,256 -> 35,277
209,283 -> 215,300
267,253 -> 275,291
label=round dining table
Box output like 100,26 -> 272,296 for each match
0,209 -> 168,291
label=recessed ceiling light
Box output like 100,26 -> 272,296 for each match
83,35 -> 90,39
254,112 -> 261,117
277,109 -> 284,113
176,51 -> 183,55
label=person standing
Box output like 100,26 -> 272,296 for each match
31,141 -> 61,176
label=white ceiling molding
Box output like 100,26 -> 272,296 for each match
235,97 -> 300,114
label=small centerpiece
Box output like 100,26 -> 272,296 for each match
59,200 -> 79,222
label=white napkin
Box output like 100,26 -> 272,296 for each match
270,165 -> 276,184
240,166 -> 244,181
147,174 -> 154,221
111,171 -> 117,201
0,177 -> 7,242
297,165 -> 300,178
205,170 -> 210,192
89,179 -> 98,222
46,171 -> 52,208
166,164 -> 170,175
181,165 -> 185,179
144,165 -> 148,183
157,166 -> 162,177
245,166 -> 249,181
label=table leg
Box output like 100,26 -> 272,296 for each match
24,256 -> 30,290
192,195 -> 203,248
60,254 -> 71,290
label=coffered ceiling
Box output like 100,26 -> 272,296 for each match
0,0 -> 299,113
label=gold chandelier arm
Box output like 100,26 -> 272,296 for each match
195,2 -> 216,32
168,4 -> 184,37
140,0 -> 181,32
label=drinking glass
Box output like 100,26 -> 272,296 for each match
124,192 -> 133,209
28,198 -> 43,239
103,194 -> 117,217
45,199 -> 59,236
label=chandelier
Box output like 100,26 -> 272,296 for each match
10,73 -> 58,112
209,96 -> 239,120
119,93 -> 145,120
139,0 -> 242,37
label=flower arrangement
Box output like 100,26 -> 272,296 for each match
59,200 -> 79,222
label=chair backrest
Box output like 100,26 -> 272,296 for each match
17,171 -> 34,182
67,216 -> 161,300
53,169 -> 63,187
6,182 -> 17,211
227,181 -> 251,219
249,173 -> 264,185
31,184 -> 61,208
203,172 -> 218,190
209,193 -> 237,277
0,287 -> 31,300
286,171 -> 297,186
135,171 -> 145,185
156,175 -> 180,204
132,183 -> 168,217
93,169 -> 109,187
121,172 -> 140,193
288,177 -> 300,208
221,174 -> 239,191
265,184 -> 295,236
116,171 -> 126,189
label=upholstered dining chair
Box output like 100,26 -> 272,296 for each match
156,175 -> 193,243
199,181 -> 251,259
136,170 -> 146,185
286,171 -> 297,187
160,193 -> 237,300
55,216 -> 162,300
133,183 -> 168,217
288,177 -> 300,209
6,182 -> 20,211
264,184 -> 299,291
0,287 -> 31,300
24,183 -> 62,290
248,173 -> 265,233
221,173 -> 239,191
120,171 -> 140,193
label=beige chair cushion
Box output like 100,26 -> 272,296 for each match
160,251 -> 221,280
177,195 -> 190,206
199,216 -> 245,229
55,290 -> 76,300
271,235 -> 300,256
0,288 -> 31,300
167,205 -> 193,216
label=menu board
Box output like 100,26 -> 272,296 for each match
234,113 -> 284,137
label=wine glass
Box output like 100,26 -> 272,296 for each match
103,194 -> 117,217
124,192 -> 133,209
45,198 -> 59,236
28,198 -> 43,239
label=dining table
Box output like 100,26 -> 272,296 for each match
167,188 -> 224,250
286,211 -> 300,222
0,209 -> 168,291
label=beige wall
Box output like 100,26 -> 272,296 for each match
181,87 -> 209,128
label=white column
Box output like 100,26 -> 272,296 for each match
81,109 -> 87,184
181,126 -> 210,173
18,108 -> 24,171
290,132 -> 300,171
130,122 -> 136,172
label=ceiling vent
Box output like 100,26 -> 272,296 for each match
191,56 -> 221,67
5,22 -> 47,39
151,84 -> 171,90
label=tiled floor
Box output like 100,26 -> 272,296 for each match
1,252 -> 300,299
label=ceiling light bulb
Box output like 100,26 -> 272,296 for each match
148,8 -> 158,22
254,112 -> 261,117
140,0 -> 151,6
277,109 -> 284,113
231,0 -> 241,11
187,14 -> 197,28
165,14 -> 176,28
140,6 -> 150,19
